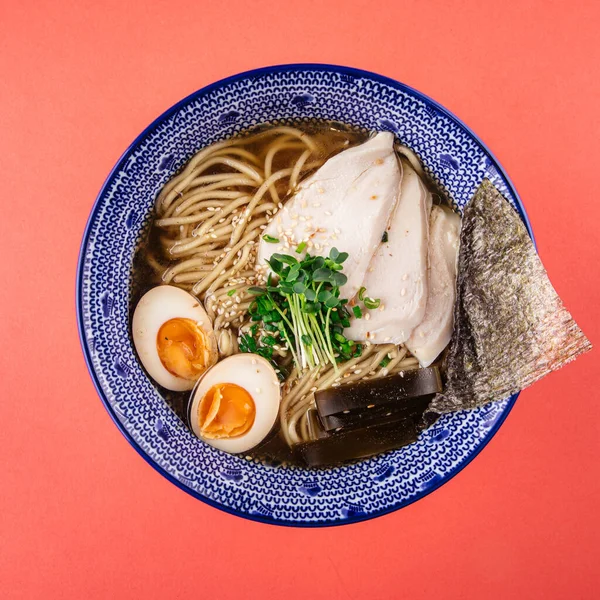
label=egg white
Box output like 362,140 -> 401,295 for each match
132,285 -> 216,391
189,354 -> 281,454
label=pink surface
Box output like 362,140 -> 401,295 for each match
1,1 -> 599,598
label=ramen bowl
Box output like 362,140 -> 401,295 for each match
77,64 -> 531,526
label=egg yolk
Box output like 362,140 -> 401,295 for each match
157,318 -> 209,381
197,383 -> 256,439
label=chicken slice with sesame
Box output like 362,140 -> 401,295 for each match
345,160 -> 431,344
406,206 -> 461,367
256,132 -> 402,299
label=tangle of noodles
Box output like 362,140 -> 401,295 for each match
137,123 -> 423,448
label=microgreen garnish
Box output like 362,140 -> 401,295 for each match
262,234 -> 280,243
356,285 -> 381,312
352,305 -> 363,319
380,356 -> 391,368
295,241 -> 307,254
239,326 -> 287,381
248,286 -> 266,295
227,289 -> 236,297
244,247 -> 359,371
363,297 -> 381,310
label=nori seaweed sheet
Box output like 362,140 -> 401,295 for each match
429,180 -> 592,414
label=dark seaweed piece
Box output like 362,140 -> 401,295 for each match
297,417 -> 422,467
315,367 -> 442,418
306,409 -> 329,441
429,180 -> 592,414
320,394 -> 434,432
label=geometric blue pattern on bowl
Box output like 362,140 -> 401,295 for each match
77,64 -> 533,526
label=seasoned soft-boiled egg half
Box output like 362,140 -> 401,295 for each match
188,354 -> 281,454
132,285 -> 218,391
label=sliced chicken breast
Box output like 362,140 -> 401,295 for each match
256,132 -> 402,299
345,160 -> 431,344
406,205 -> 461,367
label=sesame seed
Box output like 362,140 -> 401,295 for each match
384,336 -> 391,342
365,313 -> 370,320
251,359 -> 257,365
325,211 -> 332,216
367,404 -> 375,409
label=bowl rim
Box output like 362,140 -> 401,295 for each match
76,63 -> 533,527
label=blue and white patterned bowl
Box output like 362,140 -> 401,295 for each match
77,64 -> 532,526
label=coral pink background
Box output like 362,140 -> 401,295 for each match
2,1 -> 599,598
